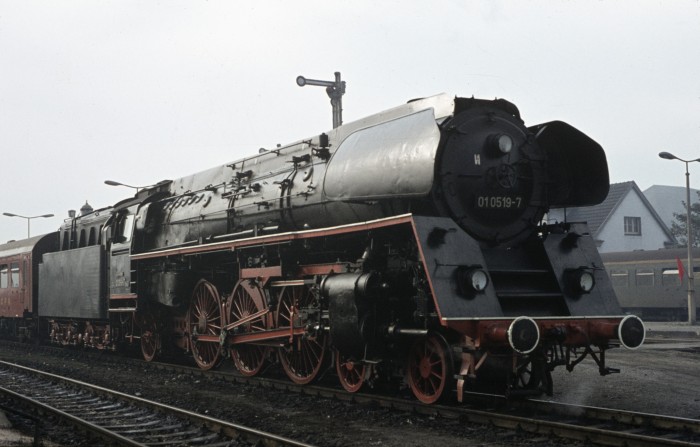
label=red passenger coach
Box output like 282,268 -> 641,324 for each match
0,233 -> 59,339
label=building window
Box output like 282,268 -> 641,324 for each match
624,216 -> 641,235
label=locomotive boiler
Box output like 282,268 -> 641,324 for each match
26,93 -> 645,403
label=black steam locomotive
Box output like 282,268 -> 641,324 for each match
0,94 -> 645,403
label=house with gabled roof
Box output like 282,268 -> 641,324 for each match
547,181 -> 676,253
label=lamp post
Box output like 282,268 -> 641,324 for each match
659,151 -> 700,324
104,180 -> 142,192
2,212 -> 54,238
296,72 -> 346,128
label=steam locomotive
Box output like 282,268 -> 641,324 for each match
0,94 -> 645,403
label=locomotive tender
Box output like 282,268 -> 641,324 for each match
0,94 -> 645,403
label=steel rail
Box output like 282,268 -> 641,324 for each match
0,385 -> 146,447
140,356 -> 700,447
0,360 -> 316,447
528,398 -> 700,434
1,339 -> 698,446
255,381 -> 700,447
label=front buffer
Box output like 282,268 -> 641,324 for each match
407,215 -> 644,402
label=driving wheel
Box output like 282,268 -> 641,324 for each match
187,280 -> 223,370
407,333 -> 454,404
228,280 -> 270,376
335,350 -> 370,393
276,285 -> 327,384
140,315 -> 160,362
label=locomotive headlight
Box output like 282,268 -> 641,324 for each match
469,269 -> 489,291
458,267 -> 489,295
578,271 -> 595,292
490,134 -> 513,154
566,268 -> 596,294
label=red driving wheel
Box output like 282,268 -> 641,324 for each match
335,350 -> 369,393
187,280 -> 223,370
276,285 -> 327,384
407,334 -> 453,404
140,315 -> 159,363
228,280 -> 270,376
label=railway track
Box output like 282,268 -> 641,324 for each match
105,358 -> 700,446
133,352 -> 700,446
1,340 -> 699,446
0,360 -> 315,447
254,380 -> 700,447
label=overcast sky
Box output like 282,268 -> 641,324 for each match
1,1 -> 699,242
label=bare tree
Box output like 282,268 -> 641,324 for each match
670,191 -> 700,247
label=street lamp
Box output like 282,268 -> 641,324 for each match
104,180 -> 142,192
659,151 -> 700,324
2,212 -> 54,238
296,72 -> 346,128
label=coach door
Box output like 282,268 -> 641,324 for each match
0,256 -> 29,318
17,257 -> 28,315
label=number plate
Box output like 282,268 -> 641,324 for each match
476,196 -> 524,209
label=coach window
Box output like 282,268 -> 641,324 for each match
669,266 -> 700,283
635,268 -> 654,287
624,217 -> 641,235
662,268 -> 682,285
0,265 -> 7,288
10,263 -> 19,288
610,269 -> 629,287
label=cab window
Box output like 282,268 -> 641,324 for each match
115,213 -> 135,243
